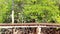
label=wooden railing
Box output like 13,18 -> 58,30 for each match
0,23 -> 60,34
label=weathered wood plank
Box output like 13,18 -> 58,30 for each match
0,23 -> 60,26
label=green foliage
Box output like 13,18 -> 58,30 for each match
0,0 -> 12,23
0,0 -> 60,23
23,0 -> 60,23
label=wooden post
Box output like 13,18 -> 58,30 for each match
13,28 -> 17,34
37,27 -> 41,34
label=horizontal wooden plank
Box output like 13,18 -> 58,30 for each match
0,23 -> 60,26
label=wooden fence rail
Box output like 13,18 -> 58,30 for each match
0,23 -> 60,34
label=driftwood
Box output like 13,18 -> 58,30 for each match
1,27 -> 36,34
41,28 -> 60,34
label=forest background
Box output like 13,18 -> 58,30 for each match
0,0 -> 60,23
